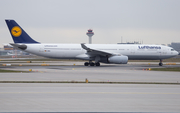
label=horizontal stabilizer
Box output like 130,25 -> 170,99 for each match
10,43 -> 27,50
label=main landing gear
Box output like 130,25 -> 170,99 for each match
159,59 -> 163,66
84,61 -> 100,66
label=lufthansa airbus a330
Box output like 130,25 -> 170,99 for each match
5,20 -> 179,66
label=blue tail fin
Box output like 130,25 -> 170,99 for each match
5,20 -> 39,43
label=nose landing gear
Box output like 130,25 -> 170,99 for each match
159,59 -> 163,66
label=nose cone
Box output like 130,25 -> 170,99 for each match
176,51 -> 179,55
174,50 -> 179,56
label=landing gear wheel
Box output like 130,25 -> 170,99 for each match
159,59 -> 163,66
90,62 -> 95,66
159,63 -> 163,66
84,62 -> 89,66
95,62 -> 100,66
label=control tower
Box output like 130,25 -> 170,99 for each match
86,29 -> 94,44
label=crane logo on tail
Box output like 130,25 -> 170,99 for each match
11,26 -> 22,37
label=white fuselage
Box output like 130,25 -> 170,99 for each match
6,19 -> 179,65
23,43 -> 178,61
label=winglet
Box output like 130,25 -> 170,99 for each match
81,43 -> 113,57
81,43 -> 92,52
81,43 -> 88,50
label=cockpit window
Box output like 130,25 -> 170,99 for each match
171,49 -> 175,51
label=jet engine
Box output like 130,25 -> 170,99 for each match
108,55 -> 128,64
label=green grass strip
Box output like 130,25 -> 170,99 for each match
0,69 -> 28,73
0,81 -> 179,85
151,67 -> 180,72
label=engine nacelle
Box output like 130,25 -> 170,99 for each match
108,55 -> 128,64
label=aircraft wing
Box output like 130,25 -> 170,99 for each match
81,43 -> 113,57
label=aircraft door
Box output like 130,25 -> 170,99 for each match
162,47 -> 167,55
39,45 -> 44,52
160,47 -> 166,55
131,46 -> 135,54
157,48 -> 161,56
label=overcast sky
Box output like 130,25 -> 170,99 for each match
0,0 -> 180,47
